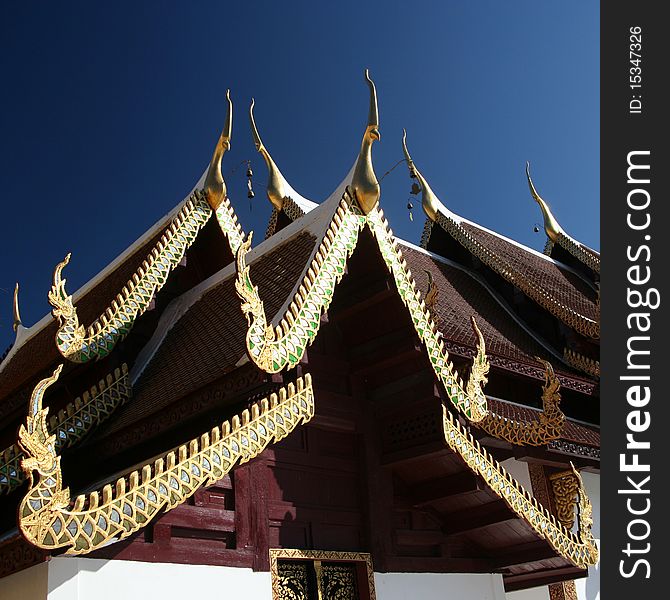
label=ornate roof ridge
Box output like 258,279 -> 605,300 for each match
17,367 -> 314,555
396,239 -> 571,369
442,407 -> 599,568
401,134 -> 599,339
45,96 -> 244,364
0,364 -> 130,495
526,162 -> 600,273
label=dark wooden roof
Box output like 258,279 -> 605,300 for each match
459,222 -> 598,322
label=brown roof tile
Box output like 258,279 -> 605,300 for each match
460,223 -> 598,322
0,226 -> 168,418
90,232 -> 317,439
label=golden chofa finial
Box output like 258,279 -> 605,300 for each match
351,69 -> 381,214
402,129 -> 442,221
249,99 -> 294,211
526,161 -> 565,243
13,282 -> 22,332
204,89 -> 233,210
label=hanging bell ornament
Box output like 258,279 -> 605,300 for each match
247,178 -> 255,199
407,200 -> 414,222
410,182 -> 421,195
246,167 -> 253,178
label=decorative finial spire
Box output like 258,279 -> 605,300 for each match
13,282 -> 22,332
249,99 -> 293,211
402,129 -> 441,221
204,89 -> 233,210
351,69 -> 381,214
526,162 -> 564,243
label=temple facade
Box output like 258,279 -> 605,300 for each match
0,72 -> 599,600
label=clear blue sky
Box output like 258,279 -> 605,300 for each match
0,1 -> 599,350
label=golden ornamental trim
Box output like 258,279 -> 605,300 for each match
351,69 -> 381,215
366,206 -> 490,422
48,193 -> 213,363
235,188 -> 490,422
477,358 -> 566,446
270,549 -> 376,600
48,95 -> 245,364
526,162 -> 600,274
236,189 -> 367,373
563,348 -> 600,379
442,406 -> 599,568
549,469 -> 581,530
434,211 -> 600,339
18,367 -> 314,555
1,364 -> 130,495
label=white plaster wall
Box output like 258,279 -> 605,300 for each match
0,561 -> 48,600
506,585 -> 550,600
47,558 -> 271,600
500,458 -> 533,493
374,572 -> 506,600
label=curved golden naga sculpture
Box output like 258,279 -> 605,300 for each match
477,358 -> 566,446
443,407 -> 599,568
526,162 -> 600,274
235,185 -> 491,422
402,129 -> 442,221
351,69 -> 381,214
249,98 -> 295,211
204,89 -> 233,210
563,347 -> 600,378
13,282 -> 22,332
19,366 -> 314,554
1,364 -> 130,495
48,94 -> 245,363
236,190 -> 367,373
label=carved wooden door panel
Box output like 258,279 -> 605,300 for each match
274,555 -> 370,599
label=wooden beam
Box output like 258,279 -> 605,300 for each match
394,529 -> 444,546
504,566 -> 588,592
385,556 -> 494,573
411,472 -> 482,506
381,440 -> 448,467
442,499 -> 516,535
491,541 -> 557,569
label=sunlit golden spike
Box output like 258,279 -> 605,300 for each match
526,161 -> 564,243
351,69 -> 381,214
402,129 -> 442,221
12,282 -> 22,332
204,89 -> 233,210
249,98 -> 294,211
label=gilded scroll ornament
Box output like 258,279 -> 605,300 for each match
19,367 -> 314,554
48,95 -> 244,363
235,190 -> 366,373
549,469 -> 581,530
477,358 -> 566,446
526,162 -> 600,274
442,407 -> 599,568
1,364 -> 130,495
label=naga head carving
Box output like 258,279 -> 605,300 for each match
204,90 -> 233,210
18,365 -> 63,478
